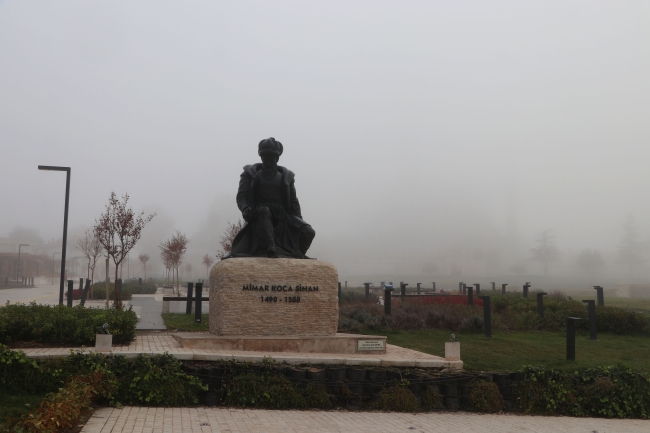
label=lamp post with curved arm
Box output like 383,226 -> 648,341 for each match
38,165 -> 71,305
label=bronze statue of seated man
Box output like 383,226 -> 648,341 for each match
227,137 -> 315,259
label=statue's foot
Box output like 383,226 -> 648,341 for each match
266,246 -> 278,258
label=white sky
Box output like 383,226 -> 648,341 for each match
1,1 -> 649,278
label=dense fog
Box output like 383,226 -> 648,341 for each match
1,1 -> 649,288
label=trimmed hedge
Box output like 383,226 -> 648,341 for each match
0,303 -> 137,346
0,346 -> 205,406
90,284 -> 133,301
124,281 -> 158,295
2,346 -> 650,418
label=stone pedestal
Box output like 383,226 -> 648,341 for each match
95,334 -> 113,352
209,258 -> 338,337
445,342 -> 460,361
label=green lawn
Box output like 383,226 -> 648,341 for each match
0,390 -> 45,432
162,313 -> 209,331
369,328 -> 650,372
162,313 -> 650,373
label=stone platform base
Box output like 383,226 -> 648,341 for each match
173,332 -> 387,355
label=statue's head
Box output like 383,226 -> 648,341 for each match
258,137 -> 283,167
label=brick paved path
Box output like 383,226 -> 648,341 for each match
82,407 -> 648,433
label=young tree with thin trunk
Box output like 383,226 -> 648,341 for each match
217,220 -> 244,259
94,192 -> 156,309
138,253 -> 150,282
159,231 -> 189,296
202,254 -> 214,281
530,230 -> 559,277
76,229 -> 103,296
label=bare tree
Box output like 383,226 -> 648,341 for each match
617,214 -> 647,277
76,229 -> 103,292
138,253 -> 150,282
94,192 -> 156,309
217,220 -> 244,259
159,231 -> 189,295
530,230 -> 559,277
202,254 -> 215,280
576,248 -> 605,279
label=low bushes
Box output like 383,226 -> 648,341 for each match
339,291 -> 650,335
0,345 -> 205,406
20,370 -> 115,433
123,281 -> 158,295
3,345 -> 650,419
0,303 -> 137,346
90,284 -> 133,301
513,365 -> 650,418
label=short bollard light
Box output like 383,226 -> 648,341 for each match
474,283 -> 480,296
195,282 -> 203,323
523,282 -> 531,298
338,282 -> 341,304
582,300 -> 597,341
364,282 -> 371,298
594,286 -> 605,306
502,283 -> 508,295
432,282 -> 436,292
537,292 -> 547,318
67,280 -> 74,307
459,282 -> 464,293
491,282 -> 496,291
566,317 -> 582,361
186,282 -> 194,314
479,295 -> 492,338
384,284 -> 394,315
400,282 -> 408,298
445,334 -> 460,361
416,283 -> 421,295
468,286 -> 474,305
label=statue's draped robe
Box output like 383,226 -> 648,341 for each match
230,164 -> 310,258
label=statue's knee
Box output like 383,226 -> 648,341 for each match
301,225 -> 315,239
258,206 -> 271,217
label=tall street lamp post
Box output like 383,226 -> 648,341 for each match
38,165 -> 71,305
16,244 -> 29,283
52,252 -> 60,285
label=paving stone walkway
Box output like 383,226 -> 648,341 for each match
129,296 -> 166,330
81,407 -> 649,433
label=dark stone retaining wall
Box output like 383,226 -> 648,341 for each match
183,361 -> 522,410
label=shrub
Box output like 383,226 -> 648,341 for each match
0,346 -> 205,407
421,385 -> 444,411
20,370 -> 115,433
123,281 -> 158,295
90,284 -> 133,301
373,382 -> 419,412
0,303 -> 137,346
223,372 -> 306,409
467,379 -> 504,413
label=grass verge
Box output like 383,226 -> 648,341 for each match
162,313 -> 209,331
365,328 -> 650,372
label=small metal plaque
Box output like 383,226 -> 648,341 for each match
357,339 -> 385,351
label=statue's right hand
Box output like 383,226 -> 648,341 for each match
242,206 -> 255,222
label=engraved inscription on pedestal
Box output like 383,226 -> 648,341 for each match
209,257 -> 338,337
357,339 -> 386,351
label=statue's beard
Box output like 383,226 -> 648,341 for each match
262,161 -> 278,175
